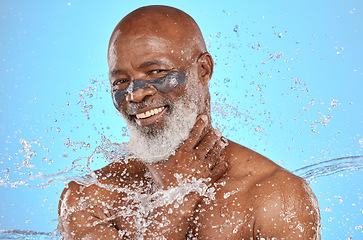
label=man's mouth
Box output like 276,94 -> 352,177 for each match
135,106 -> 165,119
133,106 -> 167,126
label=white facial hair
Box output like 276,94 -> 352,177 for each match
122,81 -> 199,164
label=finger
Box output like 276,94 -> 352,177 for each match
209,160 -> 229,183
183,115 -> 208,149
195,129 -> 222,159
205,137 -> 228,168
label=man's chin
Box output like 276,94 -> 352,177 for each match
127,118 -> 163,138
126,105 -> 197,165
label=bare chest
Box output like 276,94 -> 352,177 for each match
112,178 -> 257,239
187,180 -> 258,239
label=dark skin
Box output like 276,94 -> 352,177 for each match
58,5 -> 321,239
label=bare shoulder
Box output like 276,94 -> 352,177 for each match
58,178 -> 121,238
59,159 -> 146,203
251,169 -> 321,239
224,140 -> 282,179
59,158 -> 148,211
58,158 -> 148,239
224,140 -> 321,239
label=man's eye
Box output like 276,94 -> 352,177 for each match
114,79 -> 128,86
149,69 -> 165,75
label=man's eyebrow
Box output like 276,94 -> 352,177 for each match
110,59 -> 168,75
110,69 -> 125,75
138,59 -> 167,69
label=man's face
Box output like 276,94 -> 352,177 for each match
108,31 -> 200,163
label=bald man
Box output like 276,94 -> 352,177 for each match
58,5 -> 321,239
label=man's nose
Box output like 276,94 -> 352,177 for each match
125,86 -> 157,103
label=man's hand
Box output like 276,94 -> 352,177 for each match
137,114 -> 228,239
147,114 -> 228,190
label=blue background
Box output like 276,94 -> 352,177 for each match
0,0 -> 362,239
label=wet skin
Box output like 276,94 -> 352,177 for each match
58,5 -> 321,239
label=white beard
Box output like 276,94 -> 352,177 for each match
122,83 -> 199,164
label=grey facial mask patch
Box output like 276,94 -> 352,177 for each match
112,70 -> 186,109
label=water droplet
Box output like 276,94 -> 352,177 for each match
331,99 -> 338,108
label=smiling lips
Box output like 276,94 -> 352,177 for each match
136,106 -> 165,119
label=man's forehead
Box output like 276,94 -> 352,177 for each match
108,44 -> 179,75
132,36 -> 173,50
111,30 -> 176,50
108,33 -> 182,65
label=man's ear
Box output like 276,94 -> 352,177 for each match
197,52 -> 214,84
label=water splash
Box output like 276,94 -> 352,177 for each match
0,229 -> 55,239
0,136 -> 131,188
0,155 -> 363,239
293,156 -> 363,183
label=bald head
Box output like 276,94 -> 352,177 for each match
108,5 -> 207,66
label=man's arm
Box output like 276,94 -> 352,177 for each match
253,170 -> 321,239
58,181 -> 121,239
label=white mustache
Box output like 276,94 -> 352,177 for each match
126,99 -> 170,115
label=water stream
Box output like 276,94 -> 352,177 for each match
293,156 -> 363,183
